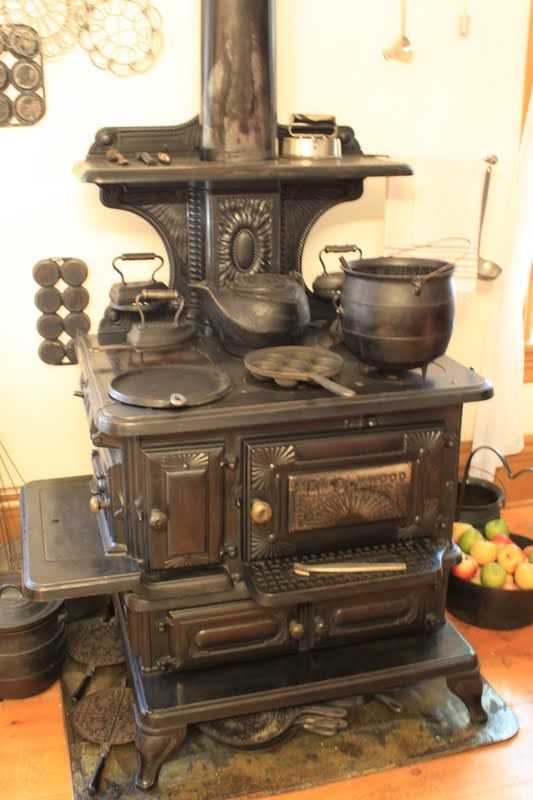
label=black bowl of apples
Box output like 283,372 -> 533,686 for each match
446,519 -> 533,629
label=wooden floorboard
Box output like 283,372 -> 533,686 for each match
0,506 -> 531,800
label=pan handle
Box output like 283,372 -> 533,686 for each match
71,671 -> 93,704
112,253 -> 164,283
134,289 -> 180,326
309,372 -> 356,398
88,750 -> 108,795
410,261 -> 454,296
319,244 -> 362,275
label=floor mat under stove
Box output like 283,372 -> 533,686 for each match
61,614 -> 518,800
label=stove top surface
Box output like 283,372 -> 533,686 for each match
76,328 -> 492,438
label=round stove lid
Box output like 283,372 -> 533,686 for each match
109,365 -> 232,409
0,573 -> 63,631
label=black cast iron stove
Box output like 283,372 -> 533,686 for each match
21,1 -> 493,792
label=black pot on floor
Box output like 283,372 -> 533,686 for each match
456,478 -> 505,530
0,574 -> 66,699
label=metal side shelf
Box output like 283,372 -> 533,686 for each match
21,475 -> 141,600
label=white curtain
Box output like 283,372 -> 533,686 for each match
471,89 -> 533,478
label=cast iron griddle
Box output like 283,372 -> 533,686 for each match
109,364 -> 232,409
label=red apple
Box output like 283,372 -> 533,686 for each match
503,574 -> 519,591
514,561 -> 533,589
491,534 -> 513,550
497,544 -> 525,574
451,553 -> 478,581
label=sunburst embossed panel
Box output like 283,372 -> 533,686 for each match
287,463 -> 412,533
216,196 -> 274,286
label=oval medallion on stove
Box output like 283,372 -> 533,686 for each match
232,228 -> 257,271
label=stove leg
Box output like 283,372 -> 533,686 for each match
446,666 -> 488,725
135,724 -> 187,791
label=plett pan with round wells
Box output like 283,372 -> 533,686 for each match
244,346 -> 356,398
109,365 -> 233,409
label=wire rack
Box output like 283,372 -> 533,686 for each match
383,237 -> 478,282
0,440 -> 23,574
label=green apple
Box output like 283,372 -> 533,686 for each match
480,562 -> 506,588
485,518 -> 510,540
458,528 -> 484,554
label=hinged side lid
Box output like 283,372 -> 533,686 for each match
21,476 -> 141,600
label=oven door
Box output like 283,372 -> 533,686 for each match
243,424 -> 448,562
141,443 -> 225,570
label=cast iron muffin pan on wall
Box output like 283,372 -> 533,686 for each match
33,258 -> 90,364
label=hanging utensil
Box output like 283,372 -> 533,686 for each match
244,346 -> 356,398
458,0 -> 471,37
477,155 -> 502,281
383,0 -> 413,62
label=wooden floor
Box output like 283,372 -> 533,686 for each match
0,506 -> 531,800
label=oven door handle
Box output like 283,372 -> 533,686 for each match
293,561 -> 407,577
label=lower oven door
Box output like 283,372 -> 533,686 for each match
158,601 -> 301,671
310,588 -> 426,648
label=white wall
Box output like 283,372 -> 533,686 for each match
0,0 -> 530,481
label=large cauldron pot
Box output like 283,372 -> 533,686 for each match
336,257 -> 455,371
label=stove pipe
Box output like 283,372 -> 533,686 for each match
201,0 -> 276,161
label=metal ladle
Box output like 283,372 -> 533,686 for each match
477,155 -> 502,280
383,0 -> 413,62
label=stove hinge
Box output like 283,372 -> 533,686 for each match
220,542 -> 244,584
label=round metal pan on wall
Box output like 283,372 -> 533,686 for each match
109,365 -> 233,409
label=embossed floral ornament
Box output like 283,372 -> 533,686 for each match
217,197 -> 273,285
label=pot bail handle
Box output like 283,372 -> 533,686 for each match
463,445 -> 533,485
112,252 -> 164,283
319,244 -> 362,275
0,583 -> 24,598
410,261 -> 453,296
458,444 -> 533,513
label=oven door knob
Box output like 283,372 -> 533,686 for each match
250,499 -> 272,525
149,508 -> 168,532
89,495 -> 111,514
289,620 -> 305,641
